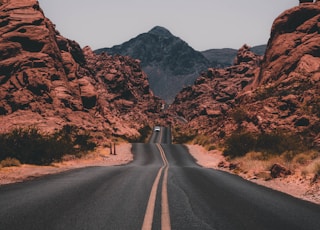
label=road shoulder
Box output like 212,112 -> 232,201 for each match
0,143 -> 133,186
186,144 -> 320,205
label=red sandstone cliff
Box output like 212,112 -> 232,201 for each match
0,0 -> 163,140
170,2 -> 320,147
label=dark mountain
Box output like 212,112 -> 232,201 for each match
96,26 -> 210,103
202,45 -> 267,67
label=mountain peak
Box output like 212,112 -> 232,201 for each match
148,26 -> 173,37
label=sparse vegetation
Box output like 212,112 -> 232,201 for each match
172,127 -> 217,151
193,134 -> 217,151
172,126 -> 196,144
254,85 -> 276,100
231,107 -> 248,124
223,132 -> 256,158
0,125 -> 96,165
223,131 -> 305,158
311,99 -> 320,118
136,125 -> 152,143
0,158 -> 21,168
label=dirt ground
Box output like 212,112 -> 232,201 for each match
186,144 -> 320,205
0,143 -> 132,185
0,143 -> 319,205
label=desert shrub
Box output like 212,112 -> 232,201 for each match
312,100 -> 320,118
208,145 -> 216,151
246,151 -> 268,161
316,164 -> 320,175
0,125 -> 96,165
224,131 -> 305,159
172,126 -> 196,144
223,132 -> 256,158
293,153 -> 310,165
254,86 -> 276,100
0,158 -> 21,167
137,125 -> 152,143
192,134 -> 217,151
193,135 -> 210,146
282,150 -> 297,162
256,132 -> 301,155
231,107 -> 248,124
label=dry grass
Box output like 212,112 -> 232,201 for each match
1,158 -> 21,168
303,158 -> 320,176
229,150 -> 320,180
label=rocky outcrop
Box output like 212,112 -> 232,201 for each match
169,45 -> 261,137
270,164 -> 292,178
83,47 -> 164,131
241,2 -> 320,146
0,0 -> 163,141
170,2 -> 320,148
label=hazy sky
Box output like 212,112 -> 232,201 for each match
38,0 -> 297,51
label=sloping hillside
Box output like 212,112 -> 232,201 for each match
0,0 -> 163,141
170,2 -> 320,148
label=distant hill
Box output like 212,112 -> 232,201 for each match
96,26 -> 210,102
202,45 -> 267,67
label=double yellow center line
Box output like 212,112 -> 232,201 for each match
142,143 -> 171,230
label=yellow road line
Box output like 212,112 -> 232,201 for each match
157,144 -> 171,230
141,143 -> 171,230
141,166 -> 164,230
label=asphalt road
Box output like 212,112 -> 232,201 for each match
0,127 -> 319,230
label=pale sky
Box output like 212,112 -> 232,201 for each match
38,0 -> 298,51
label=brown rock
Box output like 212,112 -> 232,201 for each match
0,1 -> 164,142
78,77 -> 97,109
169,3 -> 320,150
270,164 -> 292,178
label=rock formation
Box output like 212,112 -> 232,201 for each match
0,0 -> 163,141
169,45 -> 262,138
170,2 -> 320,147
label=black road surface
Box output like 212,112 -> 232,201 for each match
0,127 -> 319,230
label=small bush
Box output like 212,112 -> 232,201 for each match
313,162 -> 320,176
208,145 -> 216,151
293,154 -> 309,165
137,126 -> 152,143
246,151 -> 268,161
1,158 -> 21,167
312,101 -> 320,118
256,132 -> 301,155
172,126 -> 196,144
223,132 -> 256,158
231,108 -> 248,124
